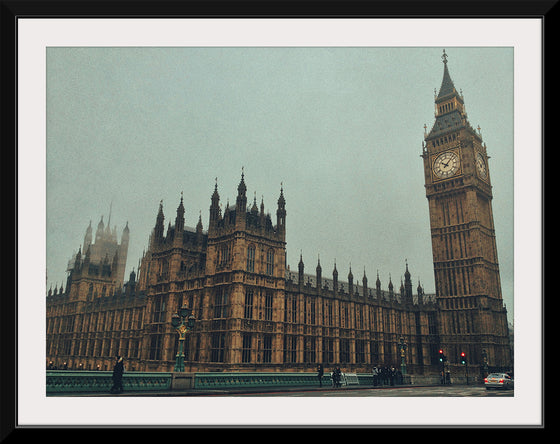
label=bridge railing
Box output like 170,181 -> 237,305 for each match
46,370 -> 172,393
46,370 -> 416,394
193,371 -> 332,389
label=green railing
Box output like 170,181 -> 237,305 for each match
193,372 -> 332,389
46,370 -> 412,394
46,370 -> 172,393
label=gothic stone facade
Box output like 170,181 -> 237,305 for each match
47,176 -> 440,374
46,52 -> 512,375
421,51 -> 511,370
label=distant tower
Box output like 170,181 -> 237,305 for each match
65,214 -> 130,300
421,50 -> 511,369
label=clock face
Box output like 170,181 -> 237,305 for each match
476,152 -> 487,179
433,151 -> 460,179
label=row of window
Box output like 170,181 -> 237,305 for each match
431,131 -> 459,148
205,334 -> 409,365
47,336 -> 142,360
152,286 -> 433,333
246,245 -> 274,275
47,308 -> 144,334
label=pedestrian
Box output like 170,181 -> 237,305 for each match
317,364 -> 324,387
396,369 -> 403,385
110,356 -> 124,394
332,367 -> 339,388
335,367 -> 342,388
381,366 -> 389,385
372,366 -> 379,387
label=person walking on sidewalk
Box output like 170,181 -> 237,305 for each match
332,367 -> 342,388
317,364 -> 324,387
110,356 -> 124,394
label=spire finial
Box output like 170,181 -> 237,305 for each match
108,200 -> 113,227
442,49 -> 448,65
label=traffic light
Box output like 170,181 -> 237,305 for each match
460,352 -> 467,365
439,349 -> 444,362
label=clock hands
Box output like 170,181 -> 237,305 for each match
434,152 -> 459,179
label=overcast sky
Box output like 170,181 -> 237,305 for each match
46,46 -> 514,321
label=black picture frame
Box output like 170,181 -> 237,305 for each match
3,0 -> 553,436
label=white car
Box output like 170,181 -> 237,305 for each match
484,373 -> 514,390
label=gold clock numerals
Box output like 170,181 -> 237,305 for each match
433,151 -> 460,179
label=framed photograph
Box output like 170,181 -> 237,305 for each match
5,0 -> 550,432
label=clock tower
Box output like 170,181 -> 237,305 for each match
422,50 -> 511,371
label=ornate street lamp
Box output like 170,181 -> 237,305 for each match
398,336 -> 407,375
171,305 -> 195,372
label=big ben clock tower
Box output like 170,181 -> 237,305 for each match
422,50 -> 511,372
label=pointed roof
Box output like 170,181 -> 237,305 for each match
277,183 -> 286,207
156,199 -> 164,219
427,49 -> 475,140
237,168 -> 247,196
404,259 -> 411,280
436,49 -> 457,100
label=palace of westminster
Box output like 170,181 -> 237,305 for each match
46,52 -> 512,377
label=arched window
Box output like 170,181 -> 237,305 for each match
247,245 -> 255,272
221,245 -> 230,265
266,249 -> 274,276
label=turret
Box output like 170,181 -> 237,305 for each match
403,260 -> 413,305
316,256 -> 322,290
196,211 -> 203,235
236,169 -> 247,214
154,200 -> 165,244
332,261 -> 338,295
298,253 -> 304,286
209,179 -> 221,229
417,280 -> 424,305
83,221 -> 92,252
121,221 -> 129,246
73,247 -> 82,272
175,193 -> 185,234
276,184 -> 286,236
83,244 -> 91,269
112,249 -> 119,274
95,216 -> 105,243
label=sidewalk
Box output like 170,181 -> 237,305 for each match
48,383 -> 426,397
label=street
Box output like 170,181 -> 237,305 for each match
231,385 -> 513,397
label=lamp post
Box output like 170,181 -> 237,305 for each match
398,336 -> 407,375
171,305 -> 195,372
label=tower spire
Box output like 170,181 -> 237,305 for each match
175,191 -> 185,234
426,49 -> 469,140
107,200 -> 113,228
154,199 -> 165,243
436,49 -> 457,100
236,168 -> 247,213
